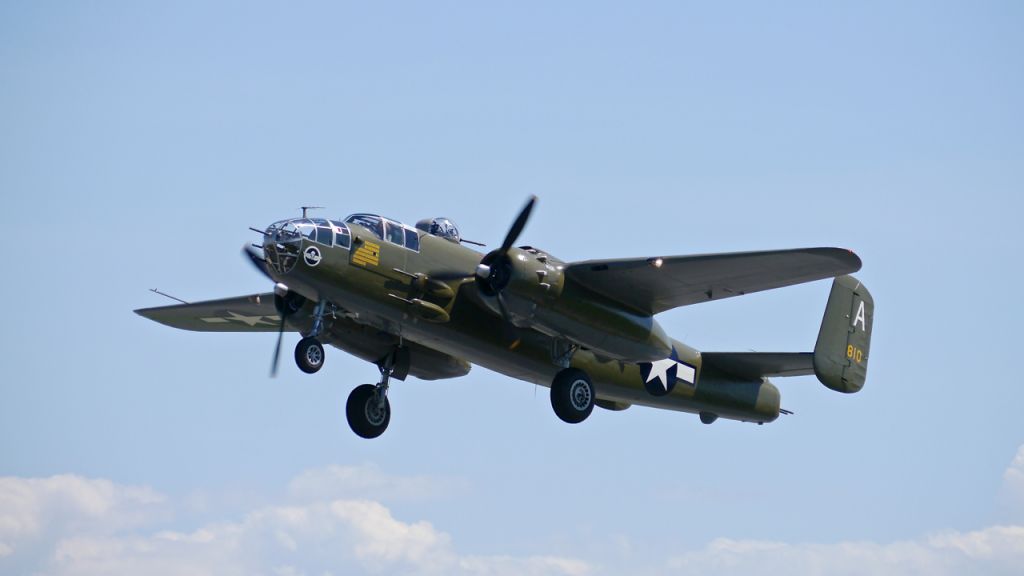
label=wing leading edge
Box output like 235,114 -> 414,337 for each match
564,247 -> 861,315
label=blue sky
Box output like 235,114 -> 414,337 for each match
2,1 -> 1023,574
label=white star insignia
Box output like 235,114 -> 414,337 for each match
223,311 -> 277,327
645,358 -> 677,391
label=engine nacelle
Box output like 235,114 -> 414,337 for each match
480,247 -> 671,362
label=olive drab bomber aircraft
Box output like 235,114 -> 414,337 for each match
136,197 -> 874,439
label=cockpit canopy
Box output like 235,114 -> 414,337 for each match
415,217 -> 461,244
262,213 -> 429,275
344,214 -> 420,251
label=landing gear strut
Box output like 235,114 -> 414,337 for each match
346,354 -> 396,439
550,368 -> 595,424
295,299 -> 328,374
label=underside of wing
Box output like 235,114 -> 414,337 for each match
135,293 -> 290,332
565,247 -> 861,315
701,352 -> 815,379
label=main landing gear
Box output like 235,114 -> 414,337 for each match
294,300 -> 328,374
550,368 -> 595,424
346,355 -> 396,439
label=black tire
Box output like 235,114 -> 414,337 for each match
346,384 -> 391,439
294,337 -> 325,374
550,368 -> 595,424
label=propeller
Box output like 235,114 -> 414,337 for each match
469,196 -> 537,348
500,195 -> 536,253
475,195 -> 536,298
243,244 -> 272,280
270,308 -> 287,377
269,288 -> 306,376
242,243 -> 305,377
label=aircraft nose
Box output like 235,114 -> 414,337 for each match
263,220 -> 302,275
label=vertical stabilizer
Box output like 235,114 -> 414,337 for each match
813,275 -> 874,393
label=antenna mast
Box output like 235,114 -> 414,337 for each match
301,206 -> 325,218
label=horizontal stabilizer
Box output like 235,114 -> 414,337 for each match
701,352 -> 814,380
565,248 -> 861,315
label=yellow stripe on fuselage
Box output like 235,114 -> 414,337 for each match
352,241 -> 380,266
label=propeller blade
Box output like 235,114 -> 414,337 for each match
496,292 -> 512,323
243,244 -> 273,280
270,314 -> 286,377
495,293 -> 521,349
499,196 -> 536,253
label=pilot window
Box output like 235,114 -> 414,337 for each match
404,228 -> 420,251
384,220 -> 405,246
345,215 -> 383,239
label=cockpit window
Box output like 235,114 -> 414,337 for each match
345,214 -> 383,239
384,219 -> 405,246
404,228 -> 420,252
344,214 -> 421,252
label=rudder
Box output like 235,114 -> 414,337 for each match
813,275 -> 874,393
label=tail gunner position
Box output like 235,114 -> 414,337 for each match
137,198 -> 874,439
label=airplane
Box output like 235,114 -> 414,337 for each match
136,197 -> 874,439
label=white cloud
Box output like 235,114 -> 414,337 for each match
286,463 -> 467,504
1001,444 -> 1024,516
7,464 -> 1024,576
0,470 -> 587,576
667,526 -> 1024,576
0,475 -> 166,560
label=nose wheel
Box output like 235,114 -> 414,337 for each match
295,337 -> 325,374
294,299 -> 329,374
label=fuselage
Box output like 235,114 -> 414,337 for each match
263,214 -> 780,425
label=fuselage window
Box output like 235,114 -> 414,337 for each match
315,226 -> 333,246
385,220 -> 405,246
404,228 -> 420,252
330,220 -> 351,248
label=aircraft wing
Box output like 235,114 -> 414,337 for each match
701,352 -> 814,379
564,247 -> 861,315
135,293 -> 290,332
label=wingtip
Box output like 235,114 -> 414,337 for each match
842,248 -> 863,273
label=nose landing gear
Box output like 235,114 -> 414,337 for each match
295,337 -> 324,373
294,299 -> 328,374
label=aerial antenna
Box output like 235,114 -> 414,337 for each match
301,206 -> 325,218
149,288 -> 189,304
